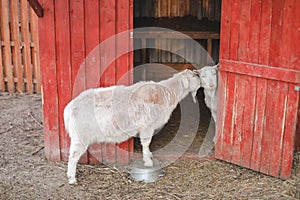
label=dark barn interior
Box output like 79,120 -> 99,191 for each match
133,0 -> 222,157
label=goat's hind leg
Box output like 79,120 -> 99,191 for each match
67,140 -> 87,185
140,134 -> 154,167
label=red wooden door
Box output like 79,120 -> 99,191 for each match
215,0 -> 300,178
39,0 -> 133,164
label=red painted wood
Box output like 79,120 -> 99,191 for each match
228,0 -> 240,61
289,0 -> 300,71
55,0 -> 72,162
214,71 -> 227,159
116,0 -> 131,164
250,78 -> 267,171
268,82 -> 289,177
230,74 -> 247,165
69,0 -> 88,164
220,60 -> 300,84
85,0 -> 101,164
269,0 -> 284,68
280,84 -> 299,178
240,75 -> 256,168
258,0 -> 272,66
219,0 -> 231,60
38,0 -> 60,161
237,0 -> 251,62
100,0 -> 117,164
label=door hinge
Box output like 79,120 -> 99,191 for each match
295,86 -> 300,91
130,31 -> 134,39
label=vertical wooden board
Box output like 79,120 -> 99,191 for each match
289,0 -> 300,70
258,0 -> 272,66
178,0 -> 186,17
259,80 -> 276,174
30,8 -> 41,94
230,0 -> 244,60
54,0 -> 72,162
171,0 -> 177,17
0,0 -> 14,93
217,71 -> 236,162
268,0 -> 284,67
70,0 -> 85,98
230,74 -> 246,165
100,0 -> 117,164
268,82 -> 289,177
240,76 -> 256,168
38,0 -> 60,161
214,70 -> 227,159
278,0 -> 294,69
85,0 -> 100,164
237,0 -> 251,62
280,84 -> 299,177
250,78 -> 267,171
248,0 -> 262,63
20,0 -> 33,93
116,0 -> 131,164
0,45 -> 4,92
219,0 -> 231,60
161,0 -> 168,17
10,0 -> 24,93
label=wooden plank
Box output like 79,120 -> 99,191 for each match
30,7 -> 41,94
268,0 -> 284,68
161,0 -> 168,17
70,0 -> 85,98
220,60 -> 300,84
10,0 -> 24,93
248,0 -> 262,63
258,0 -> 272,65
240,75 -> 256,168
134,31 -> 220,39
228,0 -> 240,60
38,0 -> 61,161
100,0 -> 117,164
238,0 -> 251,62
280,84 -> 299,178
171,0 -> 177,17
259,80 -> 275,174
230,74 -> 246,165
268,82 -> 289,177
207,39 -> 212,63
0,0 -> 14,92
27,0 -> 44,17
54,0 -> 72,162
178,0 -> 186,17
0,42 -> 4,92
85,0 -> 100,164
250,78 -> 267,171
20,0 -> 33,93
214,71 -> 227,159
219,0 -> 231,60
289,0 -> 300,70
116,0 -> 131,164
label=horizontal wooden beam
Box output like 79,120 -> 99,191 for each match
220,59 -> 300,84
134,31 -> 220,39
27,0 -> 44,17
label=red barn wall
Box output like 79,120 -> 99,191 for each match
215,0 -> 300,178
38,0 -> 133,164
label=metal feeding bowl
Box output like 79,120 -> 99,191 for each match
129,158 -> 165,183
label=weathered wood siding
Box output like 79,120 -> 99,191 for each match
39,0 -> 133,164
216,0 -> 300,178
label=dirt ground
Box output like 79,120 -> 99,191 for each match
0,93 -> 299,199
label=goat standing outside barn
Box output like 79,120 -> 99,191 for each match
64,69 -> 201,185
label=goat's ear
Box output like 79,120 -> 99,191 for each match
213,63 -> 219,70
182,77 -> 189,89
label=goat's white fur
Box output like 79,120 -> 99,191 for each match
64,69 -> 201,184
197,65 -> 218,140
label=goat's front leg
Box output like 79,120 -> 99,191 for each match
140,135 -> 154,167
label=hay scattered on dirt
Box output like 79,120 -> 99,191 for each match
0,93 -> 299,199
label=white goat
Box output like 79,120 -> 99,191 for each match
64,69 -> 201,184
197,65 -> 218,137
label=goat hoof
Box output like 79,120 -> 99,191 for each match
68,178 -> 78,185
144,160 -> 153,167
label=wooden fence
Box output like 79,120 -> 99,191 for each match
0,0 -> 40,94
